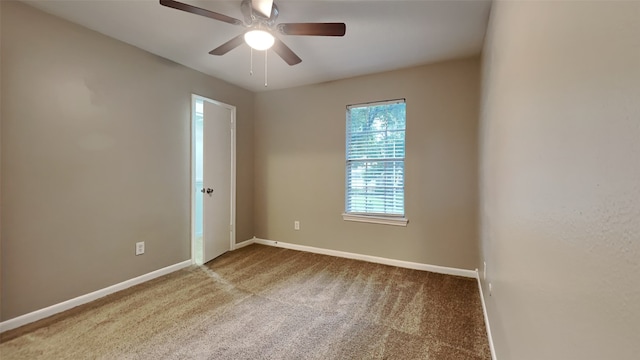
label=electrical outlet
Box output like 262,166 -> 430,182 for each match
135,241 -> 145,255
483,261 -> 487,281
294,221 -> 300,230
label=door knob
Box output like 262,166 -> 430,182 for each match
206,188 -> 214,194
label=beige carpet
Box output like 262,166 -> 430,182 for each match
1,244 -> 491,359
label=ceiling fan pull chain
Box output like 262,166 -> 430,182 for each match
264,50 -> 268,87
250,48 -> 253,76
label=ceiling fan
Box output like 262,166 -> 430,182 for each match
159,0 -> 346,66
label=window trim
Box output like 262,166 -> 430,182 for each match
344,98 -> 407,226
342,213 -> 408,227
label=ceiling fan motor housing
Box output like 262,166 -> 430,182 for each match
241,0 -> 278,28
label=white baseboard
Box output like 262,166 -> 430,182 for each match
0,260 -> 192,334
253,237 -> 477,278
232,238 -> 255,250
476,269 -> 497,360
1,239 -> 487,341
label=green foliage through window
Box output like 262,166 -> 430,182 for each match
346,99 -> 406,216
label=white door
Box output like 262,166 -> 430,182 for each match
193,96 -> 235,264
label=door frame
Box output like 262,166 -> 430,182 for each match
190,94 -> 236,265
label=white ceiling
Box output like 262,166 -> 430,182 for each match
23,0 -> 492,92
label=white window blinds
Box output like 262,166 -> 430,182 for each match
346,99 -> 406,216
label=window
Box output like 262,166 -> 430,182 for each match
344,99 -> 407,226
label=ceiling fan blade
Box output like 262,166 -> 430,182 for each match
251,0 -> 273,18
278,23 -> 346,36
209,34 -> 245,56
272,39 -> 302,66
159,0 -> 243,26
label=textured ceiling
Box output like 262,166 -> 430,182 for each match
23,0 -> 492,92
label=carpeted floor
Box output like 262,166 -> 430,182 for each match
0,244 -> 491,359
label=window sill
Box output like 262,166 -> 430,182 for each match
342,213 -> 408,227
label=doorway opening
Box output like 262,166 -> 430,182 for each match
191,95 -> 236,265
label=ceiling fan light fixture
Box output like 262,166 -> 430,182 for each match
244,30 -> 275,51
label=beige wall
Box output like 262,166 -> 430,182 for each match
480,1 -> 640,359
254,58 -> 480,269
0,1 -> 254,320
0,0 -> 3,314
